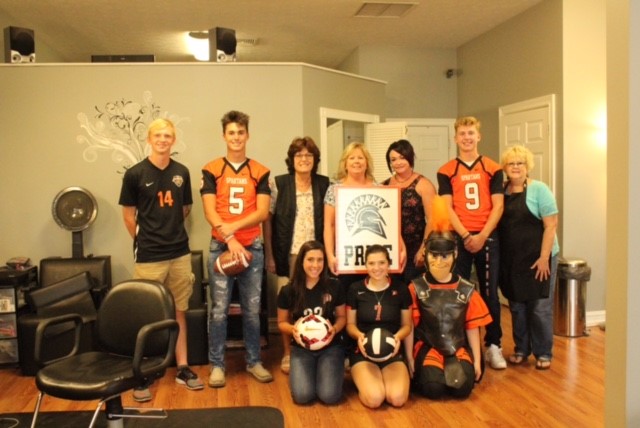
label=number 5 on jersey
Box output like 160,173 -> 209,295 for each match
229,186 -> 245,214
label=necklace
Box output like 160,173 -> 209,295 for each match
373,289 -> 387,321
367,279 -> 390,321
394,172 -> 414,185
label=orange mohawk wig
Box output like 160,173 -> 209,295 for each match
429,195 -> 452,233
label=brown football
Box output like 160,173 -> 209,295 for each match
213,250 -> 253,276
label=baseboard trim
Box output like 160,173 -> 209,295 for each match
587,310 -> 605,327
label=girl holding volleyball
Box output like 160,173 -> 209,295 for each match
346,245 -> 412,408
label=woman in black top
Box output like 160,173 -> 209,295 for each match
382,139 -> 436,284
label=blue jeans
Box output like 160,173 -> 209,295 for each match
208,238 -> 264,369
289,344 -> 345,404
454,230 -> 502,348
509,255 -> 558,360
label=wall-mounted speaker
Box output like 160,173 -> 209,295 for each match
4,26 -> 35,63
209,27 -> 237,62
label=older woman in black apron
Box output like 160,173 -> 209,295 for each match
498,146 -> 560,370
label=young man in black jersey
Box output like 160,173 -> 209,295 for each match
119,118 -> 203,401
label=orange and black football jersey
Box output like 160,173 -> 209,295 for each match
201,157 -> 270,246
437,156 -> 503,232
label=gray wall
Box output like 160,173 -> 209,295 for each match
457,0 -> 563,164
455,0 -> 565,281
338,45 -> 458,119
0,63 -> 385,285
457,0 -> 608,316
300,66 -> 386,167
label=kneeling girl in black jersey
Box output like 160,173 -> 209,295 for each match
346,245 -> 412,408
277,241 -> 346,404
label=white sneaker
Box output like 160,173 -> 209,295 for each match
485,344 -> 507,370
132,387 -> 152,402
246,362 -> 273,383
208,366 -> 226,388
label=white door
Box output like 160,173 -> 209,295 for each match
499,95 -> 556,192
364,122 -> 407,183
386,118 -> 455,185
326,120 -> 344,180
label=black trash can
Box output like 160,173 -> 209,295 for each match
553,257 -> 591,337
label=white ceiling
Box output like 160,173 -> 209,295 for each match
0,0 -> 541,68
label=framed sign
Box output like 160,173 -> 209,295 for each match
335,186 -> 402,274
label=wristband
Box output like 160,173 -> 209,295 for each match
462,233 -> 471,241
224,234 -> 235,242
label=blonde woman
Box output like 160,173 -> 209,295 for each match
323,142 -> 406,284
498,145 -> 559,370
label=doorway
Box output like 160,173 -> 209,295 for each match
319,108 -> 379,177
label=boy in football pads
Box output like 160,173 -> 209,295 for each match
408,196 -> 492,399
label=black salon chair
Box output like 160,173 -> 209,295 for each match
39,255 -> 112,307
30,279 -> 179,428
18,271 -> 98,376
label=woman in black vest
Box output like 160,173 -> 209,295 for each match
264,136 -> 330,374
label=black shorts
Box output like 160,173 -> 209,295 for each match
349,348 -> 405,369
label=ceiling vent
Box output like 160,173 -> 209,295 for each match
355,2 -> 417,18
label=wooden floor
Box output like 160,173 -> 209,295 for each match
0,306 -> 604,428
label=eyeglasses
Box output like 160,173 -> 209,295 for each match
506,161 -> 525,168
294,153 -> 314,159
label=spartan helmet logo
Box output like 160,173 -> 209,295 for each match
354,206 -> 387,238
345,194 -> 390,239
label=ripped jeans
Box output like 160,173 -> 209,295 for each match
207,238 -> 264,369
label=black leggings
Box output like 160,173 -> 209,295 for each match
413,346 -> 476,400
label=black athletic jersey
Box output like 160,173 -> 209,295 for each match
119,158 -> 192,263
277,278 -> 345,348
346,277 -> 411,335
